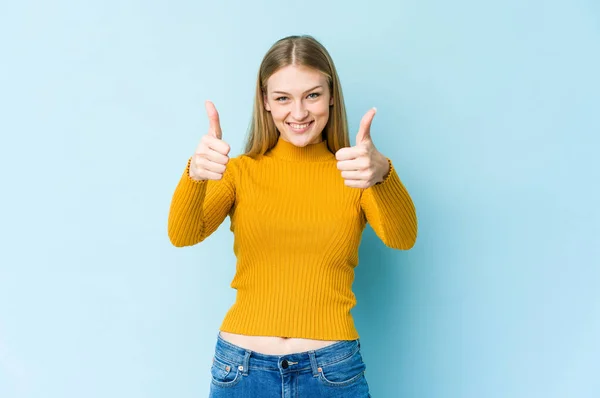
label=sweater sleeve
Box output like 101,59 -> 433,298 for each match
167,156 -> 236,247
360,158 -> 418,250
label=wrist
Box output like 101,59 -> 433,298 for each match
375,154 -> 391,185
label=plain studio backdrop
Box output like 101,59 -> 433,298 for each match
1,1 -> 598,397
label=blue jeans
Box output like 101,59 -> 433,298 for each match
209,331 -> 371,397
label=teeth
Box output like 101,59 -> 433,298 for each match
289,122 -> 312,129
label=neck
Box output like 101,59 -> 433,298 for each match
267,136 -> 334,162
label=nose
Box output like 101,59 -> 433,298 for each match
291,101 -> 309,121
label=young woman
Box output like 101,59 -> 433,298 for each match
168,35 -> 417,397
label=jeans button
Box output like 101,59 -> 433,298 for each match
281,359 -> 289,369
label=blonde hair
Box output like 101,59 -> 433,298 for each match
243,35 -> 350,157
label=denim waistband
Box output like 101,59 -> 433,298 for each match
213,331 -> 361,377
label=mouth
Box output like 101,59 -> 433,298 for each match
286,120 -> 314,133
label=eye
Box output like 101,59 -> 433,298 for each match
275,93 -> 320,102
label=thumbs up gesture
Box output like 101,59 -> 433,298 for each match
335,107 -> 390,189
189,101 -> 231,181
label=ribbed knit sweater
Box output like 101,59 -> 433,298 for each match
168,137 -> 417,340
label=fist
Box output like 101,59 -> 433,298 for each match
335,107 -> 389,189
189,101 -> 231,181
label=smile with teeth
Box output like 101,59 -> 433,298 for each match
287,121 -> 314,131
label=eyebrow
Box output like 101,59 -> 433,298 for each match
271,85 -> 323,95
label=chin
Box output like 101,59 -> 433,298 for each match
291,134 -> 322,146
279,127 -> 322,145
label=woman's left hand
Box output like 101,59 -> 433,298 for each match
335,107 -> 390,189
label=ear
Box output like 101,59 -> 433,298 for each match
263,93 -> 271,112
329,96 -> 334,106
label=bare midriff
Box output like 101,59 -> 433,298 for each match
219,330 -> 341,355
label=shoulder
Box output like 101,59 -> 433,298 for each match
222,153 -> 263,179
228,153 -> 264,169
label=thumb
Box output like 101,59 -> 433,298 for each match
355,107 -> 377,145
205,100 -> 223,140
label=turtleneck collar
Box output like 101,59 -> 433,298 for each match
267,136 -> 335,162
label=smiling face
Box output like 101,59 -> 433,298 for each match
263,65 -> 334,147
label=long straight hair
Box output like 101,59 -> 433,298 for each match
243,35 -> 350,157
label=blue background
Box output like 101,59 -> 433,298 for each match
1,0 -> 598,397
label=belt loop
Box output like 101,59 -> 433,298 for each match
308,350 -> 319,377
241,350 -> 251,376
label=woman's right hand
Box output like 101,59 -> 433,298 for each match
189,101 -> 231,181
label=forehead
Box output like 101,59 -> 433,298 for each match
267,65 -> 326,93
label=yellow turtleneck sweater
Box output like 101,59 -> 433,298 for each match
168,137 -> 417,340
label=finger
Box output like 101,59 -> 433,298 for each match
355,107 -> 377,144
205,100 -> 223,139
335,146 -> 368,161
202,134 -> 231,156
201,147 -> 230,165
344,179 -> 368,189
337,158 -> 369,171
194,156 -> 227,174
341,170 -> 367,180
198,170 -> 224,180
